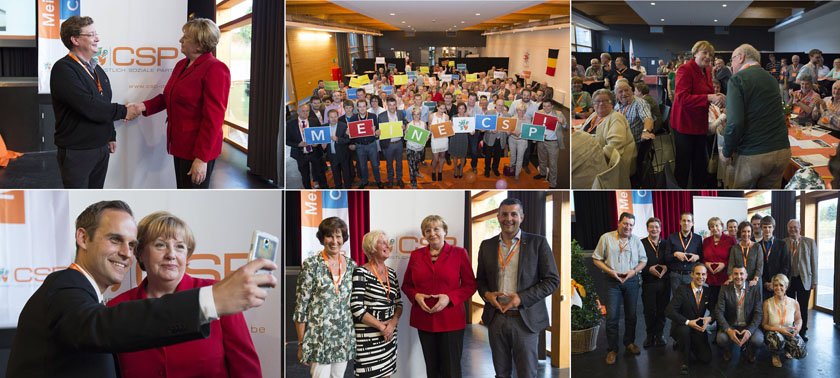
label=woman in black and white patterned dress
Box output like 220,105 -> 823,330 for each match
351,230 -> 402,378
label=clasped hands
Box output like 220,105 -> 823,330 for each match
414,293 -> 451,314
124,102 -> 146,121
688,316 -> 713,332
725,327 -> 752,346
648,264 -> 668,278
484,291 -> 521,313
674,251 -> 700,263
708,93 -> 726,108
608,268 -> 636,283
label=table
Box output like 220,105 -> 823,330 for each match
572,118 -> 585,130
786,125 -> 839,188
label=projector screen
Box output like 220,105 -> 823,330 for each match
0,0 -> 36,38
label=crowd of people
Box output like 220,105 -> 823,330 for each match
592,211 -> 816,374
572,43 -> 840,189
287,63 -> 566,189
293,198 -> 559,377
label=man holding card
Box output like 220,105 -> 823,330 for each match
377,97 -> 407,188
534,99 -> 564,188
592,212 -> 647,365
714,266 -> 764,363
663,212 -> 704,296
348,99 -> 384,189
286,103 -> 328,189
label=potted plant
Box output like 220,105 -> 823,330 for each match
571,239 -> 603,354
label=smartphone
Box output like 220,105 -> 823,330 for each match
249,230 -> 279,274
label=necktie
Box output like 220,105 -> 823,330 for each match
300,120 -> 312,153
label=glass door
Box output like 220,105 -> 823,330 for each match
815,197 -> 837,312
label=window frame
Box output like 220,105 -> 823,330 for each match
216,1 -> 253,152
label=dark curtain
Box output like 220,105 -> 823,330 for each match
771,191 -> 796,240
335,33 -> 351,81
508,191 -> 546,236
247,0 -> 282,185
652,191 -> 717,237
572,191 -> 615,249
835,209 -> 840,325
464,192 -> 472,251
187,0 -> 215,19
0,48 -> 37,77
348,191 -> 370,265
285,191 -> 302,267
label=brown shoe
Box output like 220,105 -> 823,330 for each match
771,355 -> 782,368
722,349 -> 731,362
606,351 -> 617,365
626,343 -> 641,355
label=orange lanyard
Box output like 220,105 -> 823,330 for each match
617,101 -> 632,116
647,237 -> 660,259
616,232 -> 629,254
370,263 -> 391,297
740,243 -> 750,268
498,238 -> 520,272
68,53 -> 103,94
321,251 -> 343,294
790,239 -> 799,260
68,262 -> 84,273
679,232 -> 693,253
585,115 -> 603,133
775,297 -> 787,325
710,105 -> 720,119
760,239 -> 773,260
692,285 -> 702,309
736,285 -> 746,309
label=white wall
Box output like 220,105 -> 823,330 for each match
775,7 -> 840,53
485,27 -> 571,108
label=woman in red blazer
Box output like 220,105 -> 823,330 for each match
107,211 -> 261,378
671,40 -> 723,189
402,215 -> 477,378
132,18 -> 231,189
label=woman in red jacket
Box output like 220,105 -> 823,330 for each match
131,18 -> 231,189
402,215 -> 477,378
107,211 -> 261,378
671,40 -> 724,188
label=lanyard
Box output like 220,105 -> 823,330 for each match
68,53 -> 103,94
647,237 -> 660,259
775,297 -> 787,325
498,238 -> 520,272
616,231 -> 629,254
370,263 -> 391,298
740,243 -> 750,268
692,284 -> 703,309
761,239 -> 774,260
584,114 -> 604,133
617,101 -> 632,116
790,238 -> 799,260
679,232 -> 693,253
736,285 -> 746,309
321,251 -> 343,294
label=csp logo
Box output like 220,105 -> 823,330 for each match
95,46 -> 180,67
95,48 -> 109,66
0,268 -> 9,283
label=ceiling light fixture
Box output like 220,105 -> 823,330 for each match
475,13 -> 481,16
401,21 -> 405,23
660,18 -> 665,21
650,2 -> 655,5
714,19 -> 718,22
389,13 -> 395,16
722,4 -> 727,7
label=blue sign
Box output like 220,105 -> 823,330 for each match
347,88 -> 359,100
451,74 -> 460,80
382,85 -> 394,95
387,63 -> 397,70
61,0 -> 81,20
407,71 -> 418,79
475,115 -> 498,131
457,63 -> 467,71
303,126 -> 332,145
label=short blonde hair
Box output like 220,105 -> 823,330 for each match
691,40 -> 715,56
136,211 -> 196,271
707,217 -> 722,230
183,18 -> 220,53
420,215 -> 448,234
772,274 -> 790,290
361,230 -> 387,259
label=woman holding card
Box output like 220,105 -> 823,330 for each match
402,215 -> 476,378
108,211 -> 260,377
449,103 -> 471,179
294,217 -> 357,378
429,102 -> 450,182
351,230 -> 402,378
406,108 -> 428,188
702,217 -> 736,312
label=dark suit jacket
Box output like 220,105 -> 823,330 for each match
666,282 -> 713,335
376,111 -> 406,149
142,53 -> 231,162
286,114 -> 325,160
6,269 -> 209,378
714,283 -> 763,335
760,237 -> 791,286
326,121 -> 352,161
662,232 -> 703,273
50,55 -> 127,150
476,232 -> 560,332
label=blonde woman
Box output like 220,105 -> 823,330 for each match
762,274 -> 806,367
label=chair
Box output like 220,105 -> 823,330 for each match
593,148 -> 622,189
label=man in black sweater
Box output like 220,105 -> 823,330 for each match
50,16 -> 139,188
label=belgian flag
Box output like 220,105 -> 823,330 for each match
546,49 -> 559,76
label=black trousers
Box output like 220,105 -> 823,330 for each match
57,145 -> 110,189
673,324 -> 712,365
468,132 -> 482,169
294,152 -> 328,189
787,276 -> 811,338
328,154 -> 352,189
707,285 -> 722,321
483,142 -> 503,174
173,157 -> 216,189
418,329 -> 464,378
642,278 -> 670,337
672,129 -> 709,189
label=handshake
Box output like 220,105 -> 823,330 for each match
124,102 -> 147,121
708,93 -> 726,108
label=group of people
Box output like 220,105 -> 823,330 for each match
293,198 -> 559,377
6,201 -> 277,377
52,16 -> 230,189
287,66 -> 566,189
572,41 -> 840,189
593,211 -> 816,374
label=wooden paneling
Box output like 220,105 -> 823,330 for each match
287,0 -> 400,31
464,1 -> 571,31
287,27 -> 339,105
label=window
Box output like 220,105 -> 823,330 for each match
348,33 -> 361,67
746,191 -> 772,219
216,0 -> 253,152
815,197 -> 837,311
364,35 -> 375,59
572,25 -> 593,53
544,193 -> 554,353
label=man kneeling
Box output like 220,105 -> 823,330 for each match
715,266 -> 764,363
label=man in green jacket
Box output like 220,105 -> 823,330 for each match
722,44 -> 791,189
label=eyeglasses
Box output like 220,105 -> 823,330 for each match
593,100 -> 612,105
78,32 -> 99,38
